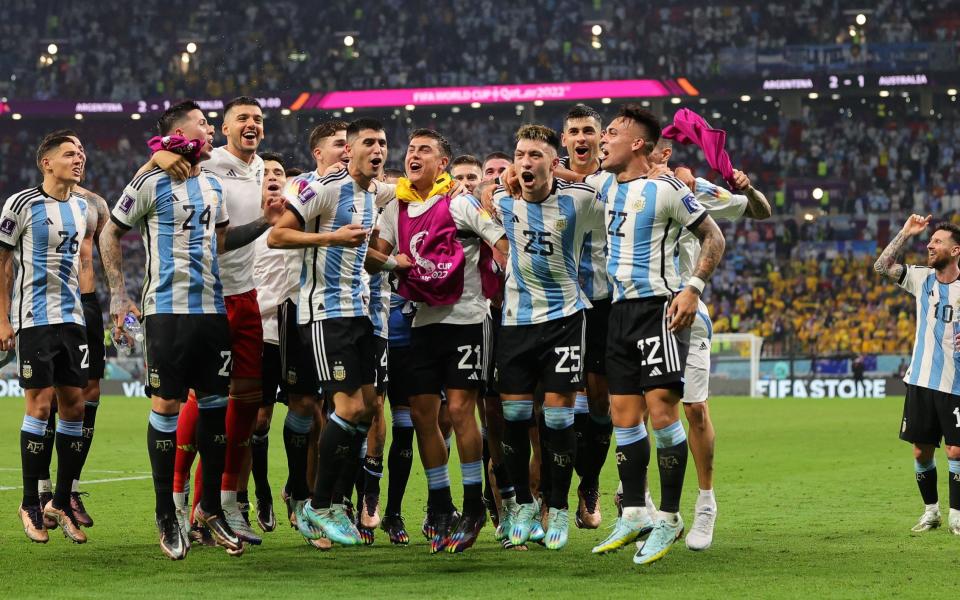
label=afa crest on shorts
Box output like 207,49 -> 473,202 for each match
149,369 -> 160,389
21,361 -> 32,379
333,362 -> 346,381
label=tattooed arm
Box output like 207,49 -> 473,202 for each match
98,220 -> 140,334
668,214 -> 725,332
874,214 -> 931,281
75,186 -> 110,293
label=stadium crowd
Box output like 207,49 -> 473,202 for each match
1,0 -> 958,100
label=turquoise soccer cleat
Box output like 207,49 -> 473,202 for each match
633,516 -> 684,565
544,507 -> 569,550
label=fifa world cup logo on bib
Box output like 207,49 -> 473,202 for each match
408,231 -> 438,274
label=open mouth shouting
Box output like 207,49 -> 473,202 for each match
520,171 -> 535,184
370,157 -> 383,169
266,182 -> 282,193
574,145 -> 590,160
407,160 -> 422,175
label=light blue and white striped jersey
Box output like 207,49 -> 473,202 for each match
493,179 -> 601,326
558,156 -> 610,301
898,265 -> 960,395
0,187 -> 88,331
587,172 -> 706,302
111,168 -> 229,316
365,271 -> 390,339
286,170 -> 390,324
677,177 -> 748,283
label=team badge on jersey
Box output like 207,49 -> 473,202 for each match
333,362 -> 346,381
21,362 -> 32,379
556,217 -> 567,231
149,369 -> 160,389
286,369 -> 297,385
632,196 -> 646,212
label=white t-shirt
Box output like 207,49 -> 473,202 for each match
252,231 -> 300,345
677,177 -> 748,282
205,146 -> 264,296
379,194 -> 505,327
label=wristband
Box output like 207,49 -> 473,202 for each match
382,256 -> 398,271
687,276 -> 706,295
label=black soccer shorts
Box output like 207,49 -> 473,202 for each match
17,323 -> 88,389
279,299 -> 320,396
496,311 -> 585,395
900,384 -> 960,447
606,297 -> 690,396
407,322 -> 486,396
584,297 -> 611,376
143,314 -> 231,400
299,316 -> 377,393
81,293 -> 106,380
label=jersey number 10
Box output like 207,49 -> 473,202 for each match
933,301 -> 954,324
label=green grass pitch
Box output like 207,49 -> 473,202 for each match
0,395 -> 955,599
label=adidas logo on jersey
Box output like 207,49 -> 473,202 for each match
649,366 -> 662,377
348,205 -> 358,213
226,169 -> 237,177
511,215 -> 520,223
45,218 -> 54,225
700,341 -> 708,351
468,372 -> 479,380
570,374 -> 580,383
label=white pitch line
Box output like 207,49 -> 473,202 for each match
0,467 -> 150,475
0,475 -> 152,491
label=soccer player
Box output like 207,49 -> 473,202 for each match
29,130 -> 110,530
268,117 -> 392,547
483,152 -> 512,183
374,128 -> 509,553
100,100 -> 276,559
491,124 -> 602,550
588,105 -> 724,565
650,138 -> 772,550
249,151 -> 292,533
2,135 -> 93,544
277,120 -> 349,551
875,214 -> 960,535
451,155 -> 483,196
557,104 -> 612,530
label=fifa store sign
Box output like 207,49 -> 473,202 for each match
756,378 -> 887,398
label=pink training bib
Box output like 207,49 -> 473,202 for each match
395,195 -> 465,306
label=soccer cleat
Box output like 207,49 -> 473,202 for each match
309,533 -> 333,550
422,508 -> 436,540
43,500 -> 87,544
949,509 -> 960,535
300,502 -> 361,546
256,498 -> 277,532
156,513 -> 187,560
174,494 -> 192,551
239,500 -> 251,526
224,503 -> 263,546
510,502 -> 540,546
39,491 -> 57,529
592,507 -> 654,554
70,492 -> 94,528
294,500 -> 323,540
18,504 -> 48,543
381,514 -> 410,545
633,515 -> 684,565
446,510 -> 487,553
685,503 -> 717,551
911,507 -> 942,532
359,493 -> 382,529
576,486 -> 601,529
281,487 -> 297,528
194,506 -> 244,555
544,507 -> 570,550
188,523 -> 217,547
430,509 -> 460,553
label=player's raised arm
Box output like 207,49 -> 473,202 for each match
874,214 -> 931,281
98,219 -> 140,333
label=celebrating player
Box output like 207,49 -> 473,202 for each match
2,134 -> 93,544
875,215 -> 960,535
268,117 -> 392,547
588,105 -> 724,565
492,124 -> 602,550
100,101 -> 274,559
374,128 -> 508,553
650,138 -> 772,550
